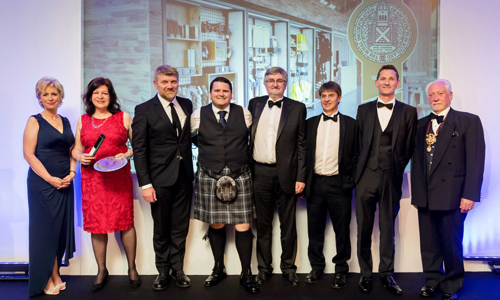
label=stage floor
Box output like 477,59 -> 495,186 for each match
1,272 -> 498,299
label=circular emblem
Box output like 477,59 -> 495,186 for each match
352,1 -> 412,63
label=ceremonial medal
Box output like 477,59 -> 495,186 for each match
426,133 -> 437,152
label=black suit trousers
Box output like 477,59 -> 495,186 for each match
253,162 -> 297,274
307,174 -> 352,274
418,207 -> 466,294
150,166 -> 192,273
356,168 -> 401,277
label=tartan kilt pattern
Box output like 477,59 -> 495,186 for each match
194,165 -> 256,224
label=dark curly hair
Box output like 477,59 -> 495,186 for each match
82,77 -> 121,115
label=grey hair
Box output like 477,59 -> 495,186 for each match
426,79 -> 452,95
154,65 -> 179,81
35,77 -> 64,108
265,66 -> 288,83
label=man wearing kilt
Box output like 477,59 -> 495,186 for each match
191,77 -> 259,294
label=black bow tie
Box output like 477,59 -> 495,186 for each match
323,113 -> 338,122
377,102 -> 393,110
268,100 -> 283,108
430,113 -> 444,124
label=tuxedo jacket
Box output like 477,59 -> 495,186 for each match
132,95 -> 194,188
355,99 -> 417,186
248,96 -> 307,194
305,113 -> 359,199
411,108 -> 485,210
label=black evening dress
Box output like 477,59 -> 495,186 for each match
27,114 -> 75,296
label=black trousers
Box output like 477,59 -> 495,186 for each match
307,174 -> 352,274
150,166 -> 192,273
418,207 -> 466,294
253,162 -> 297,274
356,168 -> 401,277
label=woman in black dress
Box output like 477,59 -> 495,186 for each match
23,77 -> 76,296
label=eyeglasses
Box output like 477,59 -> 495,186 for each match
265,79 -> 286,84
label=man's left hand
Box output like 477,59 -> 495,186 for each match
460,198 -> 475,213
295,182 -> 305,194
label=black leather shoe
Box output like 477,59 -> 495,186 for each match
305,269 -> 323,284
255,271 -> 272,285
240,270 -> 259,294
380,275 -> 403,295
204,269 -> 227,287
282,272 -> 300,287
358,276 -> 372,293
442,293 -> 457,300
91,270 -> 108,293
172,270 -> 191,288
152,273 -> 170,291
420,286 -> 438,297
332,273 -> 347,289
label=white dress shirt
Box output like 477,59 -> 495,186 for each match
314,112 -> 340,176
431,106 -> 450,134
191,103 -> 252,135
377,97 -> 396,131
141,94 -> 188,190
253,98 -> 283,164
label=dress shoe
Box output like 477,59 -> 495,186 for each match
91,270 -> 108,293
204,269 -> 227,287
380,275 -> 403,295
172,270 -> 191,288
255,271 -> 272,285
240,270 -> 259,294
282,272 -> 300,287
358,276 -> 372,293
152,273 -> 170,291
305,269 -> 323,284
331,273 -> 347,289
128,269 -> 141,288
442,293 -> 457,300
420,286 -> 438,298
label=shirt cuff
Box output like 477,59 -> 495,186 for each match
141,184 -> 153,190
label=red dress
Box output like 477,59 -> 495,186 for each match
80,111 -> 134,233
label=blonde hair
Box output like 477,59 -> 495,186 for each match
35,77 -> 64,108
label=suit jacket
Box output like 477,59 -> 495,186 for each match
355,99 -> 417,186
305,113 -> 359,199
132,95 -> 194,188
249,96 -> 307,194
411,108 -> 485,210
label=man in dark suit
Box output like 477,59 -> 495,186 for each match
355,65 -> 417,295
132,65 -> 193,291
411,79 -> 485,300
304,81 -> 359,289
249,66 -> 306,287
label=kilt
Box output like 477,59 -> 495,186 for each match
194,164 -> 256,224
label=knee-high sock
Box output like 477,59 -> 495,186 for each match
209,227 -> 226,269
235,228 -> 253,273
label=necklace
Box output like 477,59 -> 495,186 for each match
42,113 -> 57,123
91,115 -> 109,129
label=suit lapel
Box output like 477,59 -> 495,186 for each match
391,100 -> 403,150
310,115 -> 321,159
418,116 -> 431,177
251,98 -> 265,141
428,108 -> 456,176
338,113 -> 345,164
177,97 -> 191,136
277,98 -> 291,140
153,96 -> 177,136
365,101 -> 377,147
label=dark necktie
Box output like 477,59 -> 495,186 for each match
169,103 -> 182,136
268,100 -> 283,108
218,110 -> 227,128
377,101 -> 393,110
323,113 -> 338,122
429,113 -> 444,124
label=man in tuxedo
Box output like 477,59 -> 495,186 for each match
411,79 -> 485,300
249,66 -> 306,287
304,81 -> 359,288
132,65 -> 193,291
355,65 -> 417,295
190,77 -> 258,294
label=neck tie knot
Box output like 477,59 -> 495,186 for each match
218,110 -> 227,128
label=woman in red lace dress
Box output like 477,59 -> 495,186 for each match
72,78 -> 140,291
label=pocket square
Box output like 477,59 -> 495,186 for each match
452,131 -> 459,137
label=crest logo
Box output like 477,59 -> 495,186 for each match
352,0 -> 412,63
